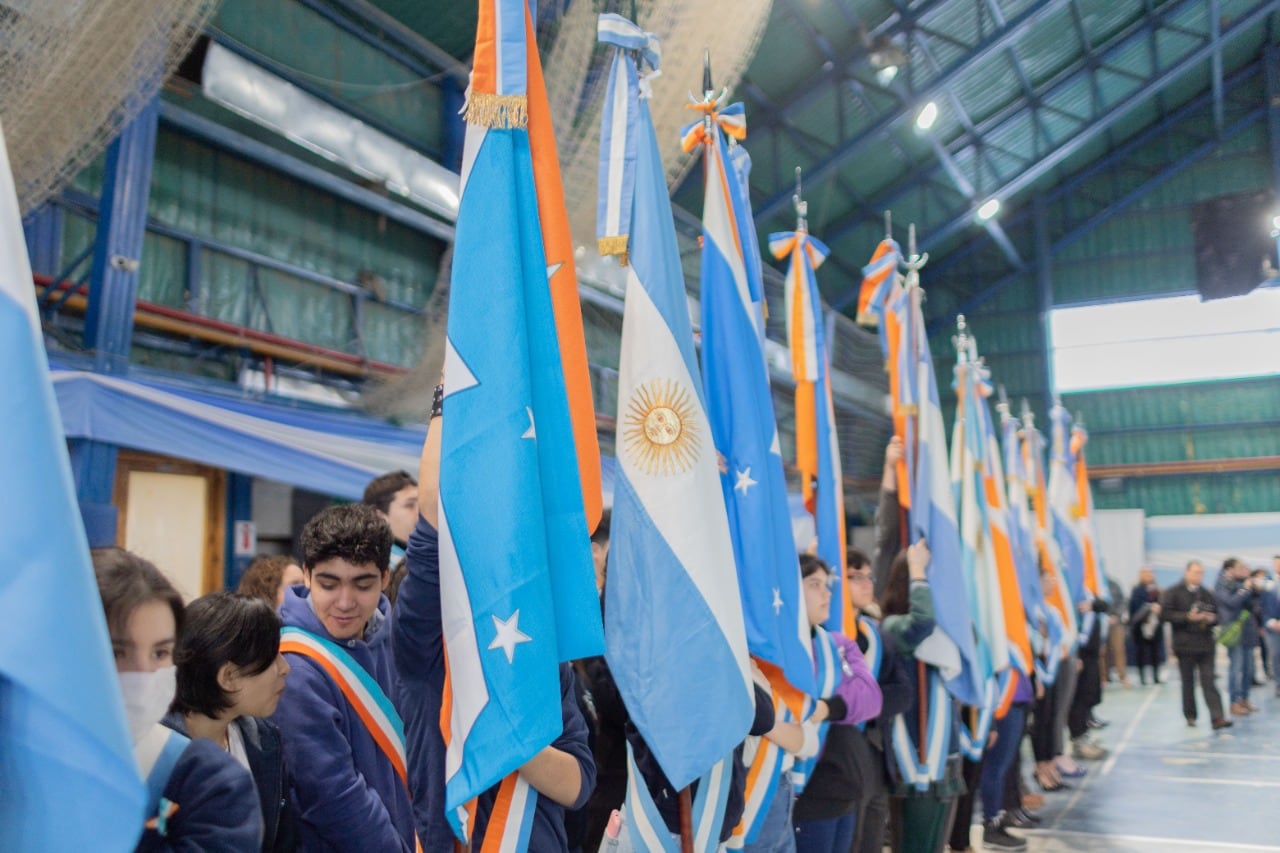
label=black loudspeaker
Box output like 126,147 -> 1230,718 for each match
1190,190 -> 1276,301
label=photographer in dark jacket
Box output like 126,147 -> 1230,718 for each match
1160,561 -> 1232,730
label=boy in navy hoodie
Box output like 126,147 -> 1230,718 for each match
272,504 -> 416,851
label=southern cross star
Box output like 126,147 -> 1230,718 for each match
772,587 -> 784,614
734,467 -> 757,496
488,610 -> 532,664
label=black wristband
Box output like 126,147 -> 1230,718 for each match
430,383 -> 444,419
823,695 -> 848,722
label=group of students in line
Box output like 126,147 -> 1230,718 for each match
99,399 -> 1128,853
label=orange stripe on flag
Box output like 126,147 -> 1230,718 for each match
479,774 -> 521,853
523,6 -> 602,533
471,0 -> 498,97
795,381 -> 818,514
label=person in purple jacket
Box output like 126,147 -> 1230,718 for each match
271,504 -> 416,852
791,553 -> 885,853
393,398 -> 596,852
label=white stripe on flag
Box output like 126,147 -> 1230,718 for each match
438,502 -> 489,781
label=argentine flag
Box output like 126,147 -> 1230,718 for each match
1047,404 -> 1087,607
603,36 -> 754,789
0,121 -> 146,851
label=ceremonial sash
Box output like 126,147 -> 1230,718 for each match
957,674 -> 999,761
136,723 -> 188,837
789,626 -> 840,793
855,616 -> 884,732
891,665 -> 952,791
279,626 -> 408,785
729,699 -> 792,847
624,742 -> 732,853
476,773 -> 537,853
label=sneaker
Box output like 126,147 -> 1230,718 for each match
1245,701 -> 1260,712
1186,717 -> 1197,727
1212,718 -> 1235,730
1230,701 -> 1251,716
1072,736 -> 1108,760
982,818 -> 1028,851
1087,716 -> 1110,729
1002,807 -> 1042,828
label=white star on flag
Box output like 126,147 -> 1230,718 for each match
488,610 -> 532,664
734,467 -> 757,496
772,587 -> 783,615
522,406 -> 536,440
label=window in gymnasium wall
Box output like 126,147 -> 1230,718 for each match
1049,288 -> 1280,392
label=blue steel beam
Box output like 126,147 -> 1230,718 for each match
932,102 -> 1266,327
85,99 -> 159,374
159,101 -> 455,241
928,61 -> 1263,280
1268,46 -> 1280,199
320,0 -> 471,83
295,0 -> 468,82
753,0 -> 1076,222
822,0 -> 1277,262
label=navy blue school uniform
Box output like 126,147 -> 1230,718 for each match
394,516 -> 596,852
272,587 -> 415,852
136,735 -> 261,852
162,712 -> 300,852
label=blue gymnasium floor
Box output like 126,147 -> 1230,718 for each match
961,666 -> 1280,852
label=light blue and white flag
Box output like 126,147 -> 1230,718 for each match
599,17 -> 754,791
0,121 -> 146,851
903,286 -> 983,707
684,93 -> 815,697
438,0 -> 605,840
1047,403 -> 1087,608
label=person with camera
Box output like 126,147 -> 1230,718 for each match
1161,561 -> 1232,730
1214,557 -> 1264,715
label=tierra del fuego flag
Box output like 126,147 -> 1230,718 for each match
0,118 -> 147,851
437,0 -> 604,843
684,90 -> 815,698
596,14 -> 754,795
770,228 -> 851,635
1022,416 -> 1079,647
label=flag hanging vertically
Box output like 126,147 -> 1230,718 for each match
770,221 -> 849,635
901,275 -> 982,708
0,119 -> 146,851
1070,420 -> 1104,600
684,83 -> 814,696
597,14 -> 753,792
1047,402 -> 1087,608
438,0 -> 604,841
1022,409 -> 1079,647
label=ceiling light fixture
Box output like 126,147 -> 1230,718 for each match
977,198 -> 1001,220
916,101 -> 938,130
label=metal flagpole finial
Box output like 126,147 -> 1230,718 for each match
884,210 -> 892,240
793,167 -> 808,232
996,384 -> 1010,415
1020,398 -> 1034,427
953,313 -> 970,362
702,48 -> 714,98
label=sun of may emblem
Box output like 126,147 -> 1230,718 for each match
623,379 -> 700,476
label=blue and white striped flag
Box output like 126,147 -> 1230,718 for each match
683,94 -> 815,697
0,120 -> 146,851
599,18 -> 753,791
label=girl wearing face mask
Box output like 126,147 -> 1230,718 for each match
164,592 -> 299,852
93,548 -> 261,851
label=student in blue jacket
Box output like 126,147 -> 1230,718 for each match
271,504 -> 416,852
166,592 -> 299,852
394,396 -> 596,852
92,548 -> 260,852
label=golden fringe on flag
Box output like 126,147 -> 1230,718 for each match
464,93 -> 528,129
597,234 -> 629,267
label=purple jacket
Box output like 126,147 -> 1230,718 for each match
824,630 -> 884,725
272,587 -> 415,852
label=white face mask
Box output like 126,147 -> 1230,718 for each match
118,666 -> 177,743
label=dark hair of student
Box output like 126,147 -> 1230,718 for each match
92,547 -> 184,640
237,554 -> 294,604
1222,556 -> 1241,572
300,503 -> 393,573
591,508 -> 612,545
846,547 -> 871,571
361,470 -> 417,514
799,552 -> 830,580
172,592 -> 282,717
880,551 -> 911,617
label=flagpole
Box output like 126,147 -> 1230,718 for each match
902,222 -> 933,767
678,788 -> 695,853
